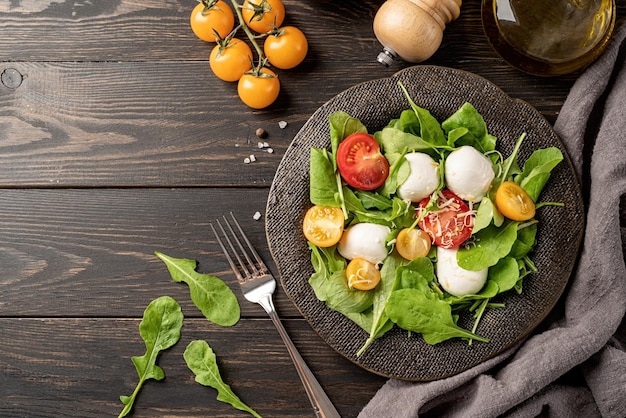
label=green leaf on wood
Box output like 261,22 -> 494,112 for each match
156,251 -> 240,327
184,340 -> 262,418
118,296 -> 183,418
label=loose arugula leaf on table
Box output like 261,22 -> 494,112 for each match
184,340 -> 262,418
118,296 -> 183,418
385,289 -> 489,345
155,251 -> 240,327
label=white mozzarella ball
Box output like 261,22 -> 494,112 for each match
436,246 -> 488,297
397,152 -> 440,202
444,146 -> 495,202
338,223 -> 391,265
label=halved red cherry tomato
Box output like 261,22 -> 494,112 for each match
241,0 -> 285,33
336,133 -> 389,191
417,190 -> 473,248
302,205 -> 344,247
495,181 -> 536,221
346,257 -> 381,290
210,38 -> 253,81
395,227 -> 431,260
190,0 -> 235,42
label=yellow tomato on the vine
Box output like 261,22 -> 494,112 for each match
210,38 -> 253,81
190,0 -> 235,42
241,0 -> 285,33
237,67 -> 280,109
264,26 -> 308,69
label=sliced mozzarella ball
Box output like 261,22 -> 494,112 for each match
444,146 -> 495,202
397,152 -> 440,202
436,246 -> 488,297
338,223 -> 391,265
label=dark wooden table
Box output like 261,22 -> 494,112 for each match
1,1 -> 623,417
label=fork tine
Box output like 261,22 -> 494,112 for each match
226,212 -> 269,274
221,214 -> 262,277
211,222 -> 245,282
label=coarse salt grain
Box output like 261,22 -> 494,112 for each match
253,211 -> 262,220
278,121 -> 287,129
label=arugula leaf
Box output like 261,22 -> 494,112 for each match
488,256 -> 520,293
357,254 -> 403,356
155,251 -> 240,327
184,340 -> 262,418
516,147 -> 563,202
118,296 -> 183,418
441,102 -> 497,152
325,270 -> 375,313
398,82 -> 447,146
377,127 -> 444,156
308,243 -> 346,302
457,221 -> 519,271
309,147 -> 340,207
385,289 -> 489,345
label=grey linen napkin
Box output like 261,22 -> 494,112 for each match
359,20 -> 626,418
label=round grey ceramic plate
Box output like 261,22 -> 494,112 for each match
265,65 -> 584,381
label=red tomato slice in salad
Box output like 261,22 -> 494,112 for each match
417,189 -> 474,248
336,133 -> 389,191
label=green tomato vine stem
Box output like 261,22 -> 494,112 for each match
229,0 -> 267,73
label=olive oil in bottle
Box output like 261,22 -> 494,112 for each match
482,0 -> 616,76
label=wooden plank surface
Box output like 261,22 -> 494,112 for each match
0,0 -> 624,417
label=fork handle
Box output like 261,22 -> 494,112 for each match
257,294 -> 341,418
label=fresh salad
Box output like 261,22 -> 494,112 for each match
302,84 -> 564,356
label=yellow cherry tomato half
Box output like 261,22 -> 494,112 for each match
209,38 -> 253,81
395,227 -> 431,261
495,181 -> 536,221
264,26 -> 308,69
242,0 -> 285,33
190,0 -> 235,42
237,67 -> 280,109
346,258 -> 381,290
302,205 -> 344,247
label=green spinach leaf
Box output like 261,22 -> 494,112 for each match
119,296 -> 183,418
516,147 -> 563,202
155,251 -> 240,327
385,289 -> 489,345
309,147 -> 340,207
457,221 -> 519,271
356,254 -> 403,356
184,340 -> 262,418
441,102 -> 496,152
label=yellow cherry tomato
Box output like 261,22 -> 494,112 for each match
302,205 -> 344,247
346,258 -> 381,290
395,227 -> 431,260
237,67 -> 280,109
264,26 -> 308,69
209,38 -> 253,81
495,181 -> 536,221
241,0 -> 285,33
190,0 -> 235,42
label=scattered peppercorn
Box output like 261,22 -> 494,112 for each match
256,128 -> 268,139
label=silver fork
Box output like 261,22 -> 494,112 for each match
211,213 -> 341,418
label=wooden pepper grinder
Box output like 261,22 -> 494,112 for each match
374,0 -> 462,66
